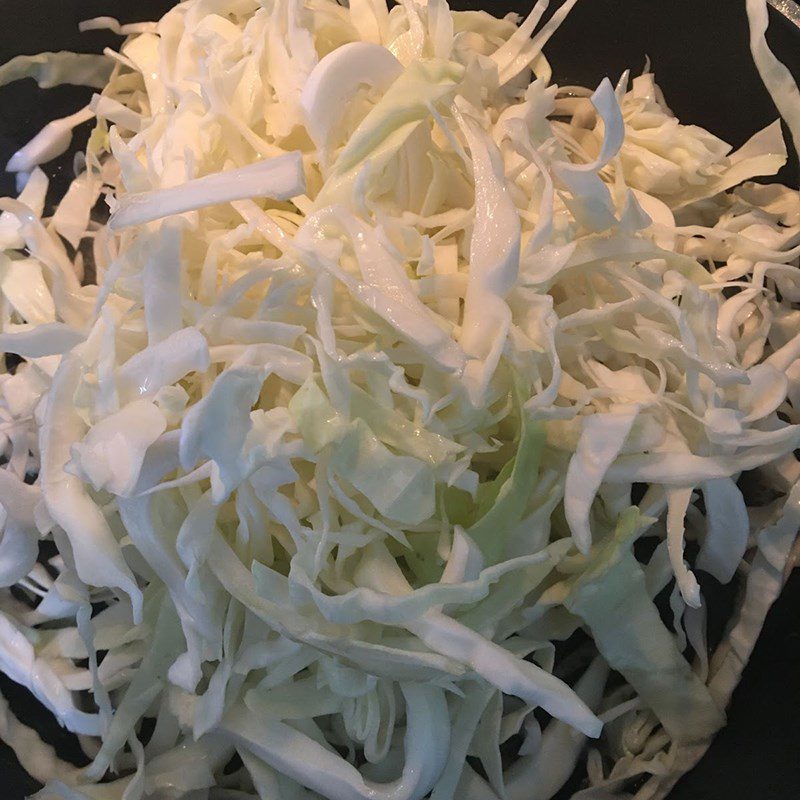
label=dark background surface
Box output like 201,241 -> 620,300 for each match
1,0 -> 799,798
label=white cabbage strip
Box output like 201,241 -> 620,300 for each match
0,1 -> 798,800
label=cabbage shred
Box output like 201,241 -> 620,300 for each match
0,1 -> 798,799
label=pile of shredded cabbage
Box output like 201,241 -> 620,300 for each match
1,1 -> 799,798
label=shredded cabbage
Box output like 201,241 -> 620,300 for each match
0,1 -> 798,799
